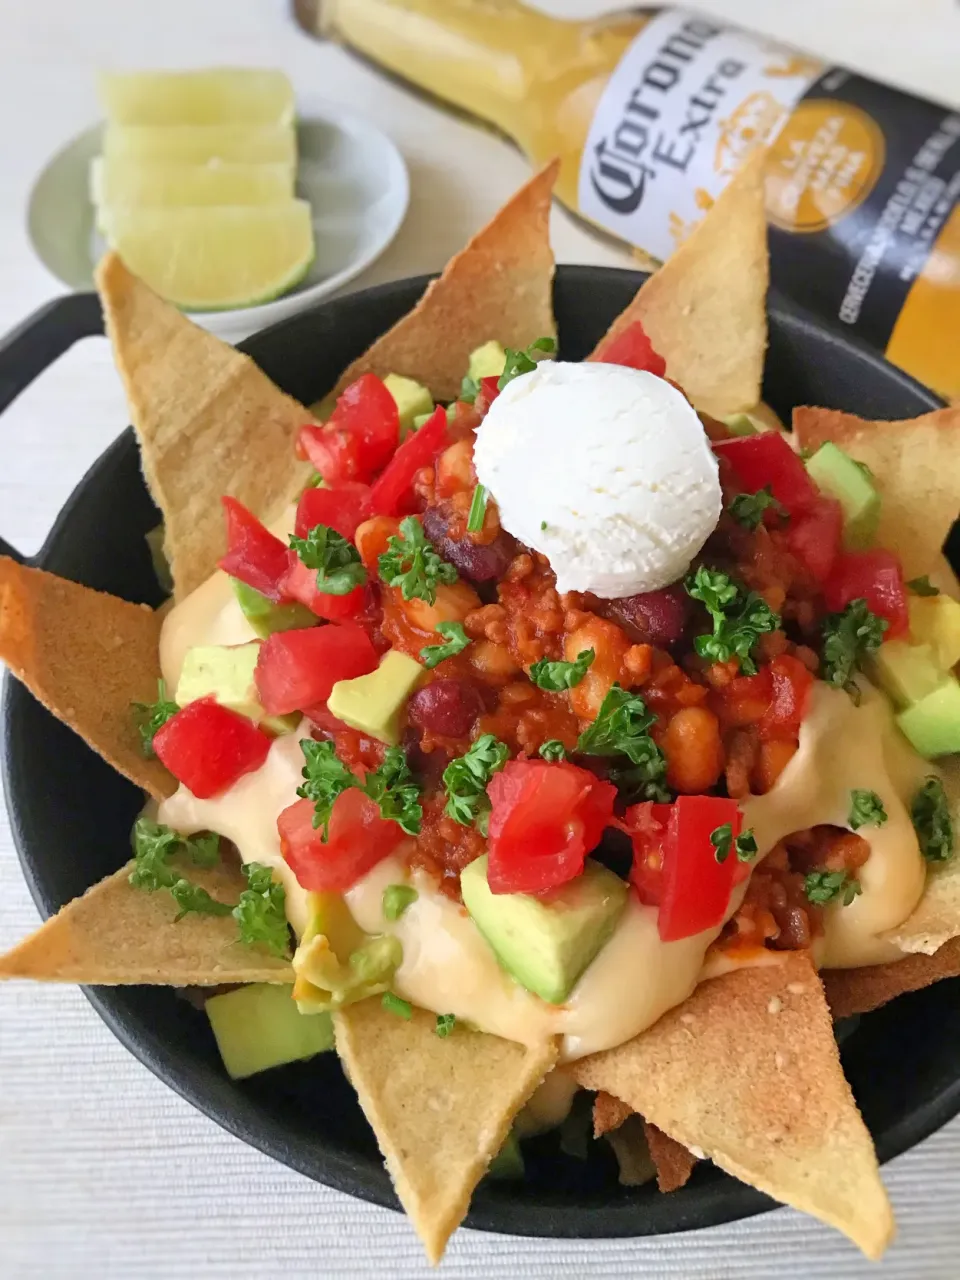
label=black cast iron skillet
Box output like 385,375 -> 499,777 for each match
3,266 -> 960,1240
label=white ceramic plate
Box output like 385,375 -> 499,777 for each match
26,101 -> 409,338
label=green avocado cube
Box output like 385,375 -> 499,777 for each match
870,639 -> 948,709
805,442 -> 880,549
384,373 -> 434,436
896,676 -> 960,757
909,595 -> 960,670
468,340 -> 507,383
720,411 -> 758,437
205,983 -> 333,1080
230,577 -> 317,638
176,641 -> 294,735
460,856 -> 627,1005
327,649 -> 424,745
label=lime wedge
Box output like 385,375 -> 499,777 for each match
106,202 -> 315,310
92,159 -> 295,211
98,69 -> 294,126
102,124 -> 296,166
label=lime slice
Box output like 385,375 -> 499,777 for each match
102,124 -> 296,166
106,202 -> 315,310
92,159 -> 295,210
98,69 -> 294,127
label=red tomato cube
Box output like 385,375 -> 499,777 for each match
786,495 -> 843,583
217,497 -> 291,602
279,789 -> 404,891
369,406 -> 449,516
295,482 -> 371,540
254,623 -> 379,716
153,697 -> 272,799
824,549 -> 909,638
594,320 -> 667,377
281,553 -> 367,621
714,433 -> 819,517
657,795 -> 747,942
297,374 -> 400,484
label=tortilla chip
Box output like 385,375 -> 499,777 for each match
0,860 -> 293,985
332,162 -> 559,403
592,1089 -> 631,1137
333,1000 -> 557,1265
0,557 -> 173,800
823,938 -> 960,1019
793,404 -> 960,580
96,252 -> 314,599
572,952 -> 893,1259
605,1114 -> 656,1187
589,150 -> 768,418
645,1122 -> 698,1193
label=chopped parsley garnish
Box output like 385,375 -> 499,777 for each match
849,789 -> 888,831
420,620 -> 471,669
233,862 -> 291,958
820,598 -> 887,703
728,486 -> 785,531
382,992 -> 413,1019
804,870 -> 862,907
443,733 -> 509,831
289,523 -> 366,596
907,575 -> 939,597
130,819 -> 231,921
710,823 -> 758,864
576,684 -> 668,802
460,374 -> 479,404
540,520 -> 547,531
436,1013 -> 457,1038
467,483 -> 488,533
296,739 -> 358,838
911,776 -> 954,863
382,884 -> 418,921
539,740 -> 568,762
685,566 -> 780,675
132,679 -> 179,758
529,648 -> 595,692
497,336 -> 556,391
364,746 -> 423,835
378,515 -> 458,604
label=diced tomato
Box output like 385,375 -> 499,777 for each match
297,374 -> 400,483
474,376 -> 501,418
295,483 -> 371,540
217,497 -> 290,602
824,549 -> 909,638
281,552 -> 367,621
618,801 -> 672,906
254,623 -> 379,715
657,796 -> 748,942
759,654 -> 813,741
786,495 -> 843,583
595,320 -> 667,377
486,760 -> 616,895
369,405 -> 449,516
713,433 -> 818,517
279,789 -> 403,891
153,697 -> 271,799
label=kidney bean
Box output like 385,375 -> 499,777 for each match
604,585 -> 690,648
422,506 -> 515,583
407,678 -> 487,738
770,904 -> 812,951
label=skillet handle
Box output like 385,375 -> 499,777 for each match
0,293 -> 104,563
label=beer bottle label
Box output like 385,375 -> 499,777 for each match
579,9 -> 960,400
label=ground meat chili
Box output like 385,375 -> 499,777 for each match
295,375 -> 845,936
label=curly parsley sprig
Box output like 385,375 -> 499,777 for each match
290,523 -> 366,596
728,486 -> 786,531
911,776 -> 954,863
233,862 -> 291,958
576,684 -> 669,802
297,740 -> 423,839
132,680 -> 179,758
497,337 -> 556,391
420,621 -> 471,670
529,648 -> 595,692
297,739 -> 359,837
685,566 -> 780,675
820,598 -> 887,703
804,870 -> 862,907
378,516 -> 458,604
849,789 -> 888,831
443,734 -> 509,832
710,823 -> 759,864
364,747 -> 424,836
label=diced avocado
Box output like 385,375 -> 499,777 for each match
460,856 -> 627,1005
721,403 -> 785,436
293,929 -> 402,1013
721,412 -> 758,437
205,982 -> 333,1080
870,640 -> 948,709
230,577 -> 317,638
384,373 -> 434,435
909,595 -> 960,670
412,411 -> 435,431
486,1130 -> 525,1181
468,340 -> 507,382
327,649 -> 424,745
176,642 -> 294,736
896,676 -> 960,757
805,442 -> 880,548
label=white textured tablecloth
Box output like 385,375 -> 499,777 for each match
2,2 -> 960,1276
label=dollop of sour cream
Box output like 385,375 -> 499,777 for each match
472,361 -> 722,597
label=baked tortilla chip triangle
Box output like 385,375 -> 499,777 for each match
0,860 -> 293,985
96,252 -> 314,599
645,1121 -> 697,1193
588,150 -> 768,418
823,938 -> 960,1020
0,557 -> 173,800
572,952 -> 893,1259
793,404 -> 960,579
333,1000 -> 558,1264
332,162 -> 559,403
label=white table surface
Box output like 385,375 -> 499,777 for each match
2,2 -> 959,1276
